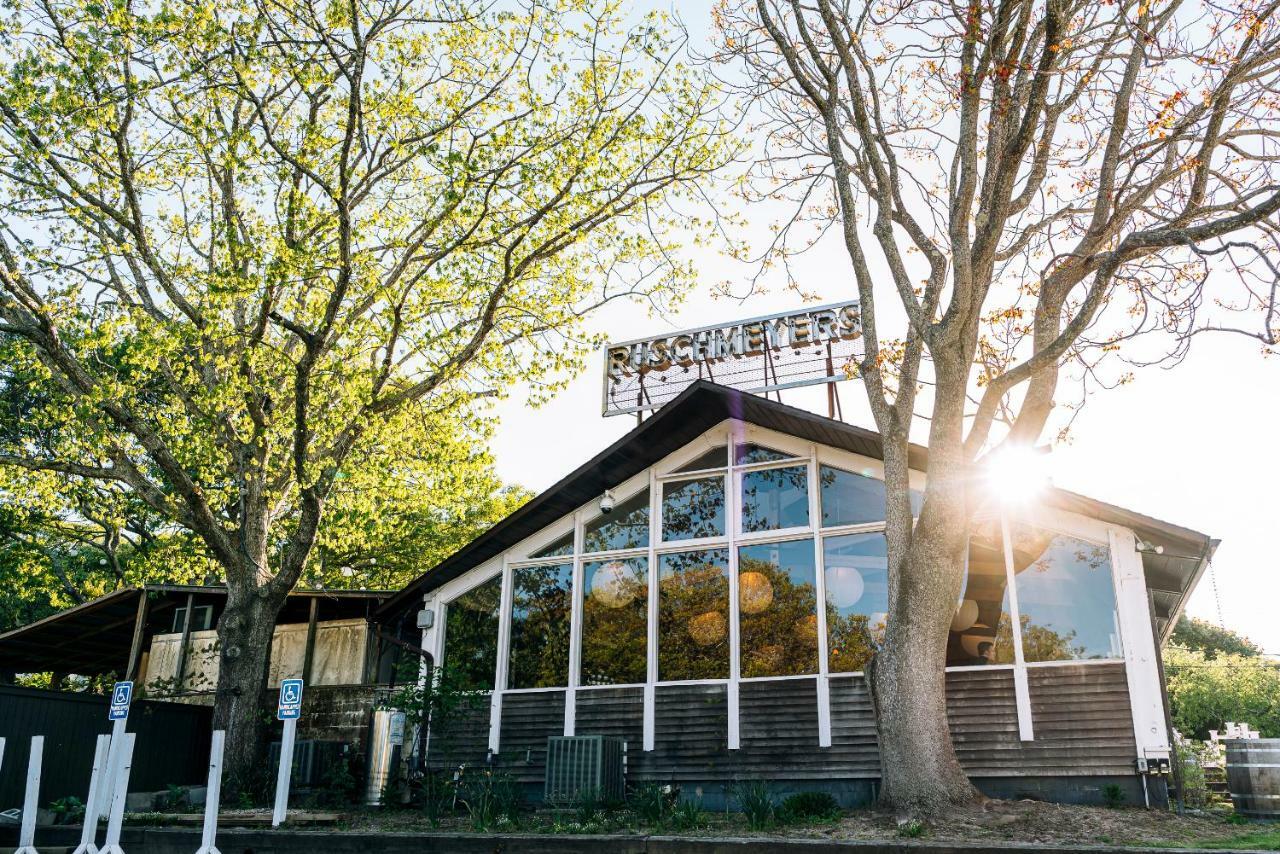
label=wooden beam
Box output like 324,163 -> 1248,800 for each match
172,593 -> 195,692
125,591 -> 150,681
301,597 -> 319,685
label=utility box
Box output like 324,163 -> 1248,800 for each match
544,735 -> 625,804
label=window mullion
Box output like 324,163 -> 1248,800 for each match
809,445 -> 832,748
644,465 -> 659,752
726,425 -> 741,750
1000,510 -> 1035,742
488,555 -> 513,753
564,509 -> 586,737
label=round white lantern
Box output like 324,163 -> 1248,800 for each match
738,571 -> 774,614
950,598 -> 980,632
590,561 -> 638,608
826,565 -> 865,609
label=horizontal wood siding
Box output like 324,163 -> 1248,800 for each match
425,694 -> 490,770
471,663 -> 1137,784
947,663 -> 1136,777
634,684 -> 729,782
737,678 -> 825,779
499,690 -> 566,784
827,675 -> 881,776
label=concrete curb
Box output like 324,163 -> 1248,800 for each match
4,825 -> 1275,854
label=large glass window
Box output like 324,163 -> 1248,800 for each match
947,520 -> 1014,667
584,489 -> 649,552
531,531 -> 574,559
823,532 -> 888,673
820,465 -> 924,526
658,549 -> 730,681
580,558 -> 649,685
737,539 -> 819,677
674,447 -> 726,473
736,443 -> 794,465
507,563 -> 572,689
741,465 -> 809,532
662,476 -> 725,541
1009,525 -> 1120,662
444,575 -> 502,690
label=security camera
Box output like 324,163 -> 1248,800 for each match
600,489 -> 615,514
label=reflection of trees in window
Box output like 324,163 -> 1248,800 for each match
735,443 -> 792,465
580,558 -> 649,685
658,549 -> 730,681
946,520 -> 1013,667
737,539 -> 819,677
531,530 -> 574,559
661,476 -> 725,541
741,465 -> 809,532
444,575 -> 502,691
819,465 -> 924,527
1009,525 -> 1119,661
823,532 -> 888,673
673,447 -> 726,473
584,489 -> 649,552
508,563 -> 572,689
993,613 -> 1087,662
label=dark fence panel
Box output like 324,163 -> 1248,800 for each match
0,685 -> 212,809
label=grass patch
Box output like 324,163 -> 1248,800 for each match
1199,828 -> 1280,850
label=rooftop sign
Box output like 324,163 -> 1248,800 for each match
602,301 -> 862,416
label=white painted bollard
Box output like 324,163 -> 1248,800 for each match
271,717 -> 297,827
195,731 -> 225,854
15,735 -> 43,854
100,733 -> 135,854
73,734 -> 112,854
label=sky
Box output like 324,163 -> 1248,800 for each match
481,3 -> 1280,657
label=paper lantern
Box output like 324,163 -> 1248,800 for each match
826,565 -> 865,609
960,633 -> 996,658
687,611 -> 727,646
950,598 -> 979,632
590,561 -> 638,608
738,571 -> 774,614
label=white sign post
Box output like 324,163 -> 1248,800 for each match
0,736 -> 6,775
100,733 -> 135,854
271,679 -> 304,828
195,730 -> 225,854
15,735 -> 43,854
72,734 -> 111,854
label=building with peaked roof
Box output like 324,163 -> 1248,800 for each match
384,380 -> 1216,807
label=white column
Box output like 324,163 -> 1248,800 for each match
100,733 -> 135,854
808,443 -> 832,747
643,465 -> 659,752
564,510 -> 585,737
271,719 -> 296,827
72,733 -> 111,854
1110,526 -> 1171,759
195,730 -> 225,854
1000,512 -> 1035,742
15,735 -> 42,854
726,424 -> 741,750
489,556 -> 513,753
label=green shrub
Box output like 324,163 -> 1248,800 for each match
1176,742 -> 1210,809
732,779 -> 775,830
897,818 -> 927,838
48,796 -> 85,825
629,783 -> 673,825
1102,783 -> 1126,808
778,791 -> 840,823
670,798 -> 704,831
460,768 -> 520,830
573,788 -> 603,826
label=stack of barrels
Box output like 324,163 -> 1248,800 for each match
1225,739 -> 1280,819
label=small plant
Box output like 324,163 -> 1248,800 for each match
413,769 -> 457,827
897,818 -> 927,838
314,754 -> 361,808
573,787 -> 603,825
48,796 -> 85,825
1176,741 -> 1209,809
732,779 -> 775,831
777,791 -> 840,823
164,784 -> 191,812
670,797 -> 704,831
1102,783 -> 1127,808
629,782 -> 676,825
460,768 -> 520,830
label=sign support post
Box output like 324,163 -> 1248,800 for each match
195,730 -> 225,854
15,735 -> 42,854
72,733 -> 111,854
100,733 -> 135,854
272,679 -> 304,828
100,682 -> 133,820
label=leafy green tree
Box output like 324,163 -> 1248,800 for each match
0,0 -> 728,780
1170,616 -> 1263,661
1165,646 -> 1280,740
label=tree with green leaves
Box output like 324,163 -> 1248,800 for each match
0,0 -> 729,781
1165,646 -> 1280,740
1170,616 -> 1263,660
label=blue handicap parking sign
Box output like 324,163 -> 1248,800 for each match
109,681 -> 133,720
277,678 -> 304,720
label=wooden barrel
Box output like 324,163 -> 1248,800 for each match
1225,739 -> 1280,819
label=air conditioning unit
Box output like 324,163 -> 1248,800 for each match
267,739 -> 350,787
544,735 -> 626,805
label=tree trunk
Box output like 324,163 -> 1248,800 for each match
212,583 -> 287,794
872,443 -> 985,813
